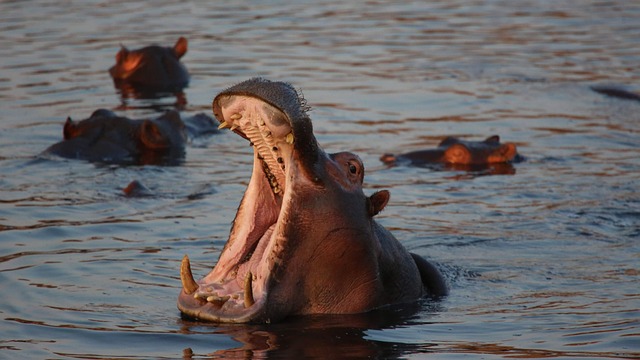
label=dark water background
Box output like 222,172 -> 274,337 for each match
1,1 -> 639,358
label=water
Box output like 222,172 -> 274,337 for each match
1,1 -> 639,358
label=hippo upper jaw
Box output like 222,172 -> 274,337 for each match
178,79 -> 318,323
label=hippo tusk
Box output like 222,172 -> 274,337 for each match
180,255 -> 198,295
244,272 -> 255,308
218,121 -> 230,130
285,132 -> 294,144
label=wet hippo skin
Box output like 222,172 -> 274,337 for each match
122,180 -> 154,197
381,135 -> 519,168
109,37 -> 189,94
178,78 -> 447,323
590,85 -> 640,101
43,109 -> 217,165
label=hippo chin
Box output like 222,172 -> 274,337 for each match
381,135 -> 520,168
109,37 -> 189,94
178,78 -> 447,323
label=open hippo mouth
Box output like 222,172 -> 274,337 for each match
178,78 -> 317,323
178,78 -> 448,324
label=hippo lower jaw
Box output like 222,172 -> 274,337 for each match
178,95 -> 299,323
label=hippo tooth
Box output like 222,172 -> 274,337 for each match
230,125 -> 239,131
244,272 -> 255,308
285,132 -> 294,144
218,121 -> 230,130
207,294 -> 231,305
230,113 -> 242,120
180,254 -> 199,295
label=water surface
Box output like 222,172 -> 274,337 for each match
1,1 -> 639,358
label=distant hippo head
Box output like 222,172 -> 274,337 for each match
109,37 -> 189,94
43,109 -> 187,165
178,78 -> 447,323
438,135 -> 518,165
381,135 -> 520,169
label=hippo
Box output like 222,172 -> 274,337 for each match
122,180 -> 154,197
43,109 -> 218,165
380,136 -> 520,169
590,85 -> 640,102
178,78 -> 447,323
109,37 -> 189,94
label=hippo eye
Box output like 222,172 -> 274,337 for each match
348,162 -> 357,174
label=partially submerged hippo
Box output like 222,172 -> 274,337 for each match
109,37 -> 189,94
590,85 -> 640,102
381,135 -> 519,168
43,109 -> 217,165
178,78 -> 447,323
122,180 -> 154,197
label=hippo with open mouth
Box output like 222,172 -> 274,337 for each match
178,78 -> 447,323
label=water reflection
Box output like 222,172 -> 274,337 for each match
180,303 -> 434,359
384,161 -> 518,177
115,84 -> 188,112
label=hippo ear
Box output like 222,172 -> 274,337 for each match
380,153 -> 397,165
174,37 -> 188,58
485,135 -> 500,143
115,45 -> 129,63
63,117 -> 77,139
140,120 -> 169,149
368,190 -> 390,217
444,143 -> 470,164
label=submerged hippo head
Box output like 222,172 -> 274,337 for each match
43,109 -> 187,165
381,135 -> 519,168
178,78 -> 447,323
109,37 -> 189,93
